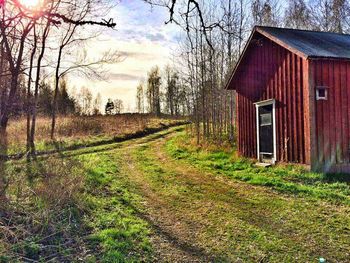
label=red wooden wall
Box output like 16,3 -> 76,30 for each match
311,60 -> 350,172
233,32 -> 310,164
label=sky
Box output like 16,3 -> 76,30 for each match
69,0 -> 182,112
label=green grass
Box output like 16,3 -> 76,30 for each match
2,126 -> 350,262
1,157 -> 87,262
1,142 -> 153,262
130,132 -> 350,262
78,151 -> 153,262
166,131 -> 350,204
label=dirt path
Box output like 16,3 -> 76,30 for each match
114,129 -> 349,262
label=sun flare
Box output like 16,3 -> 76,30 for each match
19,0 -> 41,8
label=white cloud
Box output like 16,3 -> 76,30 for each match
68,0 -> 182,112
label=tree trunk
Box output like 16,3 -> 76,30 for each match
30,23 -> 50,154
51,46 -> 63,140
27,28 -> 37,155
0,40 -> 4,121
0,127 -> 8,202
0,26 -> 31,134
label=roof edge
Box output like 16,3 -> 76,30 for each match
224,26 -> 257,90
224,26 -> 310,91
255,27 -> 309,59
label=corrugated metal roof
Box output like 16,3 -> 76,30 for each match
257,26 -> 350,59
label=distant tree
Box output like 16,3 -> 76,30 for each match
57,78 -> 76,115
331,0 -> 350,33
136,82 -> 145,113
105,98 -> 114,115
147,66 -> 161,116
92,93 -> 102,115
309,0 -> 350,33
38,81 -> 53,115
252,0 -> 280,26
79,87 -> 93,115
113,99 -> 124,114
310,0 -> 333,31
284,0 -> 311,29
164,66 -> 181,116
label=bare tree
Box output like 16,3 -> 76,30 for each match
26,26 -> 38,155
285,0 -> 311,29
310,0 -> 350,33
78,86 -> 93,115
0,0 -> 115,135
164,65 -> 177,116
92,92 -> 102,115
252,0 -> 280,26
113,99 -> 124,114
50,0 -> 120,139
0,2 -> 35,133
29,14 -> 52,154
136,81 -> 145,113
144,0 -> 221,49
169,0 -> 251,144
147,66 -> 161,116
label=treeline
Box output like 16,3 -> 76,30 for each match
8,78 -> 104,117
9,79 -> 75,117
105,98 -> 124,115
156,0 -> 350,144
135,65 -> 189,117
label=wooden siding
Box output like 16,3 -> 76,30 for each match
234,32 -> 310,164
311,59 -> 350,172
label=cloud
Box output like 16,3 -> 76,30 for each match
118,50 -> 156,60
119,28 -> 168,43
145,32 -> 166,42
70,1 -> 182,111
110,1 -> 181,45
109,73 -> 143,82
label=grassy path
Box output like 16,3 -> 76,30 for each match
3,127 -> 349,262
78,127 -> 350,262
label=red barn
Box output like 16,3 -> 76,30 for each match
226,26 -> 350,173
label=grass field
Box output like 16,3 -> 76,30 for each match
5,114 -> 183,155
1,125 -> 349,262
166,130 -> 350,205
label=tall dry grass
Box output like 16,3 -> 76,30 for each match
6,114 -> 181,153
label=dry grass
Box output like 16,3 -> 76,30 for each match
0,157 -> 87,262
6,114 -> 183,154
0,115 -> 186,261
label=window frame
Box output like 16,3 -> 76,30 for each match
316,86 -> 329,101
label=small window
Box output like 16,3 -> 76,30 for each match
260,113 -> 272,126
316,86 -> 328,100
